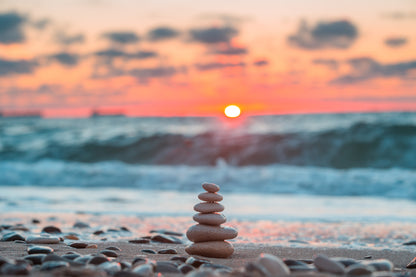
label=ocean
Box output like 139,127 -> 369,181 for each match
1,112 -> 416,248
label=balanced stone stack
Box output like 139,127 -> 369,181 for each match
185,182 -> 238,258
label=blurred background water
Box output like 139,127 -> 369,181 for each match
1,112 -> 416,223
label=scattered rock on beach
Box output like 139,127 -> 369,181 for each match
27,245 -> 54,254
73,222 -> 90,228
406,257 -> 416,269
42,226 -> 62,234
149,229 -> 183,237
23,254 -> 47,265
151,234 -> 182,244
1,232 -> 25,242
129,238 -> 150,244
257,253 -> 290,276
106,246 -> 121,251
362,259 -> 393,271
346,263 -> 374,275
157,248 -> 177,254
69,242 -> 88,249
141,249 -> 156,254
88,255 -> 110,265
26,235 -> 60,244
100,250 -> 118,258
314,254 -> 345,275
1,263 -> 31,275
155,261 -> 181,273
403,240 -> 416,245
40,261 -> 69,271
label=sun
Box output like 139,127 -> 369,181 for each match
224,105 -> 241,118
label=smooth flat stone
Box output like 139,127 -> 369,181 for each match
158,249 -> 177,254
100,250 -> 118,258
26,235 -> 60,244
42,226 -> 62,234
407,257 -> 416,269
1,263 -> 31,275
27,245 -> 54,254
40,261 -> 69,271
186,224 -> 237,242
346,264 -> 375,275
193,213 -> 226,226
23,254 -> 47,265
185,257 -> 211,268
150,229 -> 183,237
73,222 -> 90,228
155,261 -> 180,273
88,255 -> 110,265
69,242 -> 88,249
257,253 -> 290,276
314,254 -> 345,274
132,264 -> 154,276
198,192 -> 223,202
194,203 -> 224,213
185,241 -> 234,258
129,239 -> 150,244
1,232 -> 25,241
202,183 -> 220,193
151,234 -> 182,244
361,259 -> 393,271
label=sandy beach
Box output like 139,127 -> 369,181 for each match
2,212 -> 416,276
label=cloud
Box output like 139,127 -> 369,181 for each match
0,11 -> 27,44
384,37 -> 408,48
253,59 -> 269,67
102,31 -> 140,44
49,52 -> 79,66
195,62 -> 245,71
312,58 -> 339,70
383,12 -> 416,20
288,19 -> 358,50
331,57 -> 416,84
212,46 -> 247,55
147,26 -> 180,41
94,49 -> 157,59
55,32 -> 85,45
128,66 -> 187,83
0,58 -> 37,76
189,26 -> 238,44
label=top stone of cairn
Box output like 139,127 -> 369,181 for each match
202,182 -> 220,193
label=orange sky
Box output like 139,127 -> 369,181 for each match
0,0 -> 415,117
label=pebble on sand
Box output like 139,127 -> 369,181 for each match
314,254 -> 345,275
26,235 -> 60,244
41,226 -> 62,234
27,245 -> 54,254
256,253 -> 291,276
1,232 -> 25,242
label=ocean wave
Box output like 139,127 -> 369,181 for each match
1,160 -> 415,199
1,121 -> 416,169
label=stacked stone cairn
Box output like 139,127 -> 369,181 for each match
185,182 -> 238,258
